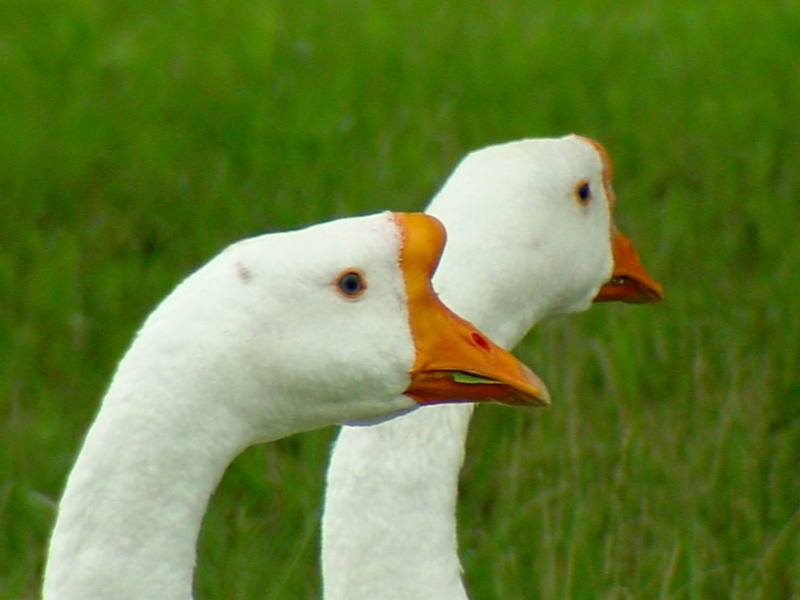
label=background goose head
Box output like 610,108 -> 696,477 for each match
427,134 -> 662,344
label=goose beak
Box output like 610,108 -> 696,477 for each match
393,213 -> 550,407
595,226 -> 663,304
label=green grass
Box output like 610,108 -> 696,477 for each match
2,0 -> 799,597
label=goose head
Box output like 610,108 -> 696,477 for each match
125,211 -> 548,441
427,135 -> 662,341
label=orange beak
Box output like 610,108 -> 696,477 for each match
594,226 -> 663,304
393,213 -> 550,407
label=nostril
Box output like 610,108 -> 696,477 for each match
472,332 -> 490,351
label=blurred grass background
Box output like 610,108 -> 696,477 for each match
1,0 -> 799,598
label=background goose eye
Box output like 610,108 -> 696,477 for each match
336,269 -> 367,299
575,181 -> 592,205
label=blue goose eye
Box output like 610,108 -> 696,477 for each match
336,269 -> 367,299
575,181 -> 592,205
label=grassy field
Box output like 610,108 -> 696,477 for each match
2,0 -> 799,598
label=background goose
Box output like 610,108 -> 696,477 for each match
321,136 -> 663,599
42,211 -> 548,600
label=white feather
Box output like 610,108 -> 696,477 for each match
321,136 -> 615,599
43,212 -> 424,600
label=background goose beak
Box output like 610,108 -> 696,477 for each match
595,226 -> 664,303
394,213 -> 550,407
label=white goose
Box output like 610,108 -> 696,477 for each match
42,211 -> 550,600
321,136 -> 663,599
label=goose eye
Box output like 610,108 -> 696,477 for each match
575,181 -> 592,205
336,269 -> 367,299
